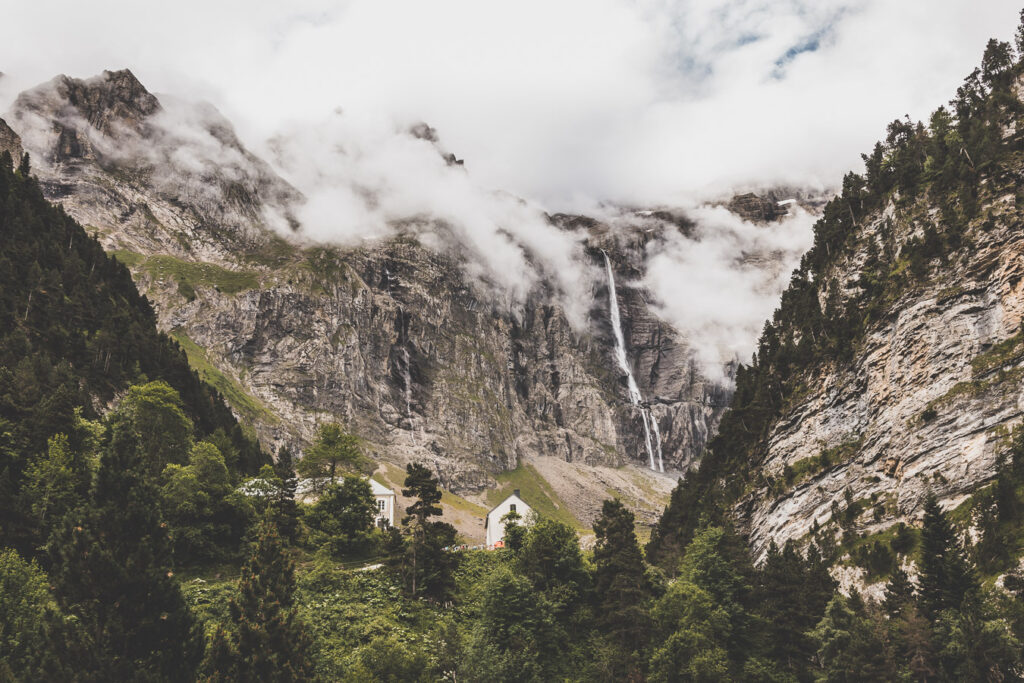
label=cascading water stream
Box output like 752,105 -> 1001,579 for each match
650,413 -> 664,473
401,347 -> 413,423
603,251 -> 663,471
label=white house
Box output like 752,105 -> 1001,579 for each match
485,489 -> 533,547
370,479 -> 396,527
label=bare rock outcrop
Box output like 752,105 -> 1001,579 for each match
4,69 -> 732,499
0,118 -> 22,164
740,185 -> 1024,558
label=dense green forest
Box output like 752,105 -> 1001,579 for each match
4,19 -> 1024,683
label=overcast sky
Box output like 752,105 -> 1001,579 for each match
2,0 -> 1020,210
3,1 -> 1021,376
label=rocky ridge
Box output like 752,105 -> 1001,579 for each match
0,117 -> 22,163
732,73 -> 1024,560
742,190 -> 1024,556
3,69 -> 772,529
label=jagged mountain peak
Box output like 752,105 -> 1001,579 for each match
7,69 -> 302,259
17,68 -> 160,138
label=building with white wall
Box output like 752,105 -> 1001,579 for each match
370,479 -> 396,527
485,489 -> 533,547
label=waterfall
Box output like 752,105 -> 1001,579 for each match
603,251 -> 663,471
639,411 -> 656,471
401,347 -> 413,423
605,253 -> 643,405
650,414 -> 664,473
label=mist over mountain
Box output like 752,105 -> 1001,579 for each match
3,6 -> 1024,683
4,69 -> 771,528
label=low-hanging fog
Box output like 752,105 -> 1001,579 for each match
1,0 -> 1020,380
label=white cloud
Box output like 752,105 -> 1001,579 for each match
0,0 -> 1019,375
642,204 -> 818,382
2,1 -> 1019,206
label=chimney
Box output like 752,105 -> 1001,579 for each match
513,489 -> 520,498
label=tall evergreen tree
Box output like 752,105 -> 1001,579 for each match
271,445 -> 301,544
23,433 -> 90,545
515,518 -> 592,649
0,548 -> 88,680
305,475 -> 377,557
811,595 -> 897,682
918,492 -> 978,620
48,413 -> 202,681
204,514 -> 314,682
592,499 -> 652,679
160,441 -> 253,564
461,566 -> 563,683
882,565 -> 916,619
759,539 -> 830,678
389,463 -> 458,601
296,423 -> 372,491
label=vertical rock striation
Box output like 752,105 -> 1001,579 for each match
3,69 -> 733,501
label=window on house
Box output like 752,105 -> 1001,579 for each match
378,500 -> 385,511
510,504 -> 517,513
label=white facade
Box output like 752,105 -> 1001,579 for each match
370,478 -> 396,527
485,490 -> 533,546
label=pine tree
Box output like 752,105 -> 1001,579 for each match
500,508 -> 525,551
217,514 -> 314,682
592,499 -> 652,678
461,566 -> 562,682
760,540 -> 822,677
402,462 -> 442,525
812,595 -> 896,681
917,492 -> 979,621
883,566 -> 916,619
23,433 -> 90,543
305,475 -> 376,557
296,423 -> 371,491
804,542 -> 838,620
392,463 -> 457,601
48,416 -> 202,681
0,548 -> 89,680
271,445 -> 300,544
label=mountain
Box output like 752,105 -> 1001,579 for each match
0,149 -> 267,553
650,38 -> 1024,588
8,70 -> 300,259
4,69 -> 798,531
5,21 -> 1024,683
0,118 -> 21,163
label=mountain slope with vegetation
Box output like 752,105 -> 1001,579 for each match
2,16 -> 1024,683
650,24 -> 1024,581
0,152 -> 267,555
2,68 -> 731,528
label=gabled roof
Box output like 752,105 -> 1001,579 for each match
487,492 -> 528,516
369,479 -> 395,497
485,492 -> 531,530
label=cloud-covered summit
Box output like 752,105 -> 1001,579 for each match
2,1 -> 1019,380
1,1 -> 1020,210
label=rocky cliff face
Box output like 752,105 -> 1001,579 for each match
743,195 -> 1024,556
9,69 -> 300,260
4,69 -> 756,526
0,117 -> 22,163
734,76 -> 1024,559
